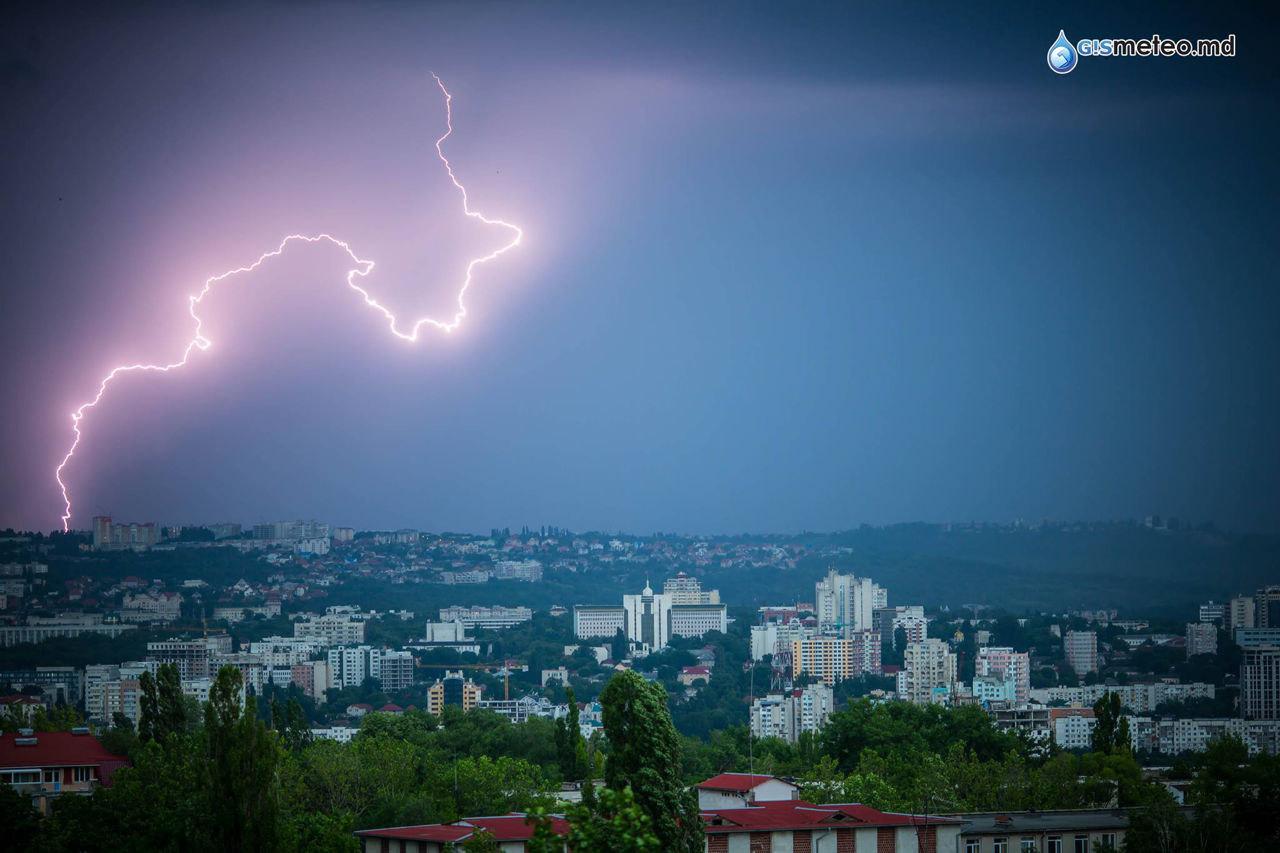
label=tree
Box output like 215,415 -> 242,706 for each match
527,786 -> 660,853
138,662 -> 188,742
1091,692 -> 1129,755
202,665 -> 280,851
611,628 -> 629,663
600,670 -> 702,853
0,784 -> 41,849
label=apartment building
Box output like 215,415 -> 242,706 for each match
898,638 -> 957,705
749,684 -> 835,743
792,631 -> 881,685
294,614 -> 366,645
975,646 -> 1031,707
1185,622 -> 1218,657
1241,644 -> 1280,720
1065,630 -> 1099,676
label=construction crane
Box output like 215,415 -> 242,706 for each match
413,659 -> 521,700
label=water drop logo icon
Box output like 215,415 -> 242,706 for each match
1048,30 -> 1078,74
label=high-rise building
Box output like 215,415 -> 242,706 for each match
1257,586 -> 1280,629
791,631 -> 881,685
898,639 -> 957,705
749,684 -> 835,743
814,570 -> 883,634
1065,630 -> 1099,677
146,635 -> 233,681
663,572 -> 720,604
378,650 -> 415,692
1186,622 -> 1218,658
1241,645 -> 1280,721
872,606 -> 928,647
623,581 -> 672,649
1228,596 -> 1257,631
426,671 -> 482,715
974,646 -> 1031,707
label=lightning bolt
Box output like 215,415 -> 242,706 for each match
54,74 -> 522,532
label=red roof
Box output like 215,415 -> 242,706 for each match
682,666 -> 711,675
701,800 -> 964,833
0,694 -> 43,706
0,731 -> 129,785
356,813 -> 571,842
697,773 -> 793,792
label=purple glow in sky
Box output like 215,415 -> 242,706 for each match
2,2 -> 1277,534
53,74 -> 523,530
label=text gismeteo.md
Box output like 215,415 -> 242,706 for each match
1047,31 -> 1236,75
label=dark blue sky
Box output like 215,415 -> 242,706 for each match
1,2 -> 1276,533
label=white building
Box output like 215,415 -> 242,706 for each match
670,604 -> 728,638
573,606 -> 626,641
814,570 -> 883,634
119,591 -> 183,623
750,619 -> 811,662
663,572 -> 720,604
749,684 -> 836,744
898,639 -> 957,705
294,614 -> 366,646
623,581 -> 673,650
1065,630 -> 1099,676
1053,713 -> 1097,751
438,605 -> 532,630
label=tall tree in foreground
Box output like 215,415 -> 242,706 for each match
203,665 -> 280,852
600,669 -> 702,853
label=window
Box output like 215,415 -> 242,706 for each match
1099,834 -> 1116,850
43,769 -> 59,784
1074,836 -> 1089,853
966,841 -> 981,853
1021,839 -> 1038,852
1048,837 -> 1062,853
995,841 -> 1009,853
72,766 -> 93,783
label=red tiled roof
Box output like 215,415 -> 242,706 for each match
0,694 -> 42,706
701,800 -> 964,833
356,813 -> 571,842
697,772 -> 793,792
0,731 -> 129,784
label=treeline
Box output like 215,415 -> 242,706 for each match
5,667 -> 1278,851
2,666 -> 701,853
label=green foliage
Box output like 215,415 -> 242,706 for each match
202,665 -> 280,851
527,786 -> 660,853
0,784 -> 41,848
600,670 -> 702,853
1090,691 -> 1129,755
